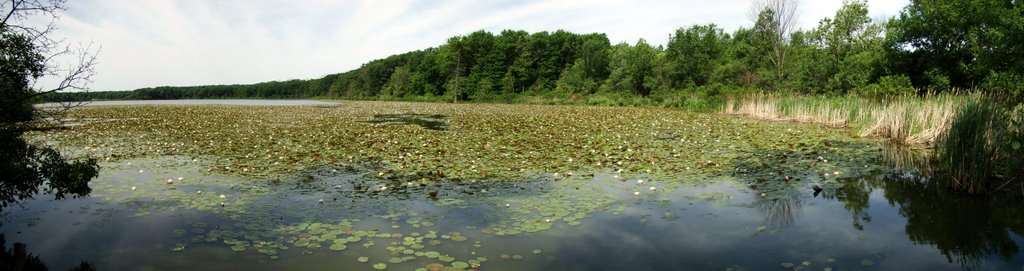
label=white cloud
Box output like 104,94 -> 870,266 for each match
41,0 -> 908,91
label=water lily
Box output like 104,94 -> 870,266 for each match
636,179 -> 644,185
649,186 -> 656,191
633,191 -> 641,196
219,194 -> 226,199
166,179 -> 174,185
131,186 -> 136,191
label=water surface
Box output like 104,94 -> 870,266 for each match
2,156 -> 1021,271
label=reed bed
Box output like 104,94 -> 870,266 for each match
724,93 -> 970,146
726,93 -> 1023,195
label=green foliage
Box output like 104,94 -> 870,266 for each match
857,75 -> 916,98
1,24 -> 100,210
602,40 -> 659,96
555,60 -> 599,94
890,0 -> 1024,89
981,72 -> 1024,104
934,98 -> 1018,194
801,0 -> 886,93
40,1 -> 1024,109
922,68 -> 951,92
1,30 -> 45,123
664,24 -> 728,88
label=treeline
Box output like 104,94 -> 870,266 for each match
46,0 -> 1024,105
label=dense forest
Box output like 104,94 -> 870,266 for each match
45,0 -> 1024,105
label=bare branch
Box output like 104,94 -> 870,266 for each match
1,0 -> 66,30
2,0 -> 96,124
749,0 -> 801,87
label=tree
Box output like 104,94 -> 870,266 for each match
383,66 -> 412,97
1,0 -> 99,210
1,0 -> 98,125
665,24 -> 728,88
749,0 -> 800,88
806,0 -> 887,93
889,0 -> 1024,92
603,40 -> 659,96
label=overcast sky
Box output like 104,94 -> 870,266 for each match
46,0 -> 908,91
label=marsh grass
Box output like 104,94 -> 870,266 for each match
726,92 -> 1023,194
724,93 -> 969,145
934,99 -> 1021,194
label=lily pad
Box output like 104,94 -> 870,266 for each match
329,244 -> 347,251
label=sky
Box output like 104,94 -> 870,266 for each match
43,0 -> 909,92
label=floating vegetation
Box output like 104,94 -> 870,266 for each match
20,102 -> 914,270
32,102 -> 878,183
360,113 -> 449,131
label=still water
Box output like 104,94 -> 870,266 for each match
2,154 -> 1022,270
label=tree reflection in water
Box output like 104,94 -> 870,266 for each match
1,126 -> 98,209
1,126 -> 99,270
754,190 -> 803,228
831,172 -> 1024,269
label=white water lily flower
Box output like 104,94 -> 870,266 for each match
131,186 -> 136,191
219,194 -> 226,199
649,186 -> 656,191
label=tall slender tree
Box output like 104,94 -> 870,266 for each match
748,0 -> 800,89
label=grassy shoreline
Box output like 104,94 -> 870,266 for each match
723,93 -> 1022,195
723,93 -> 972,146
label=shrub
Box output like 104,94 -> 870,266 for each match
981,72 -> 1024,105
857,75 -> 916,98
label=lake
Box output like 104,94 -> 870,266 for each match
4,101 -> 1022,271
